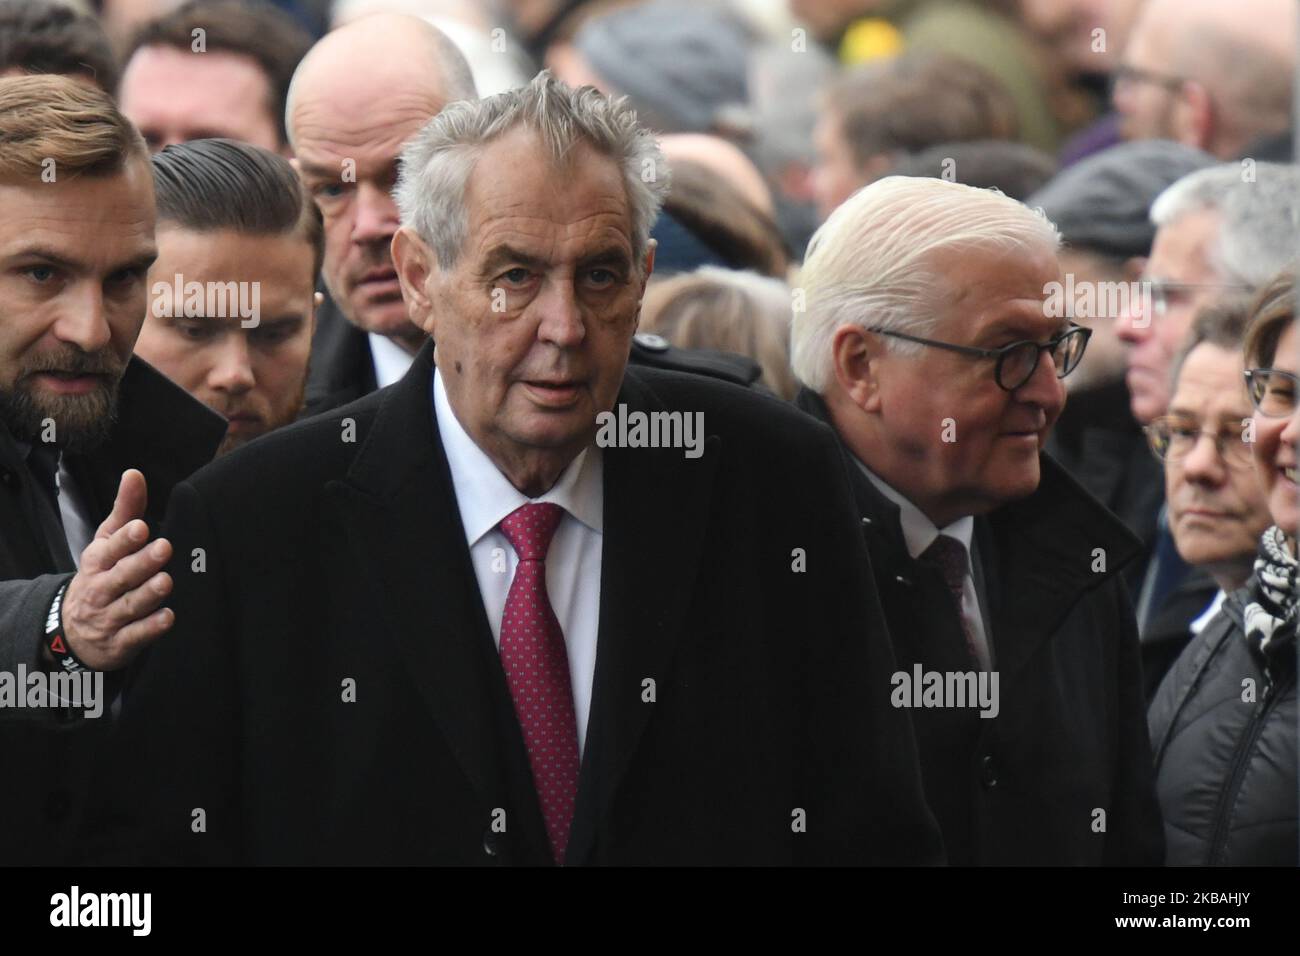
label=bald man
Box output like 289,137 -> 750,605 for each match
1114,0 -> 1296,159
288,14 -> 477,415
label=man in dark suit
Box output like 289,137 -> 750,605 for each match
791,175 -> 1163,865
287,14 -> 478,416
0,76 -> 225,864
99,73 -> 942,866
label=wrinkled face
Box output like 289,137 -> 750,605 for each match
1116,208 -> 1221,423
1113,19 -> 1182,142
120,46 -> 281,153
1253,321 -> 1299,537
294,88 -> 444,347
0,160 -> 156,452
811,111 -> 863,221
396,128 -> 651,494
861,242 -> 1067,526
1164,343 -> 1271,580
135,227 -> 316,456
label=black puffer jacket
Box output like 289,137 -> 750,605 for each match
1148,590 -> 1297,865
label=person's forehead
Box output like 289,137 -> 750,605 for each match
0,164 -> 156,260
462,132 -> 632,253
156,226 -> 315,286
934,244 -> 1062,334
1149,210 -> 1220,280
1171,343 -> 1248,408
124,46 -> 272,108
291,83 -> 443,162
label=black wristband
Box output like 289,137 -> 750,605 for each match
44,580 -> 90,673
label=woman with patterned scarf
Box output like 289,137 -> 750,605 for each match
1149,268 -> 1298,865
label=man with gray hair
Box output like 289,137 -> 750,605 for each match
1116,162 -> 1300,632
97,73 -> 943,866
792,176 -> 1163,865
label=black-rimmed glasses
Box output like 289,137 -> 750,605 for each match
867,325 -> 1092,392
1244,368 -> 1298,418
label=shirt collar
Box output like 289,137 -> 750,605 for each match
855,457 -> 974,563
369,332 -> 417,389
433,366 -> 603,549
1190,589 -> 1226,635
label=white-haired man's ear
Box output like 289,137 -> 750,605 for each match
831,323 -> 884,413
391,227 -> 436,334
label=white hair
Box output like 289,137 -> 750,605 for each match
790,176 -> 1061,394
1150,162 -> 1300,288
394,70 -> 670,271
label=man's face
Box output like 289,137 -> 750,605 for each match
1164,343 -> 1271,581
1113,15 -> 1184,142
134,226 -> 316,456
1116,207 -> 1221,423
1253,321 -> 1299,538
1057,248 -> 1135,392
0,159 -> 156,452
860,242 -> 1067,527
119,46 -> 282,153
396,128 -> 651,496
812,111 -> 865,221
1021,0 -> 1114,73
293,90 -> 444,349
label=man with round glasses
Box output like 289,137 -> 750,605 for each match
792,175 -> 1163,865
1139,300 -> 1272,697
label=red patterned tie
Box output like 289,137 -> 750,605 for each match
498,502 -> 580,864
922,534 -> 980,667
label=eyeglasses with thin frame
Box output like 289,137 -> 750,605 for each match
867,325 -> 1092,392
1244,368 -> 1299,418
1143,415 -> 1255,467
1111,63 -> 1187,96
1145,280 -> 1254,318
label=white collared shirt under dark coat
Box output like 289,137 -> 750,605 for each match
432,367 -> 603,759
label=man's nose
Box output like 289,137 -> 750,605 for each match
52,285 -> 112,353
352,181 -> 400,246
1115,292 -> 1149,344
1011,347 -> 1066,411
535,280 -> 586,349
1181,432 -> 1227,485
208,335 -> 256,394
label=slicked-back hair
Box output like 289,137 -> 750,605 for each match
395,70 -> 669,273
127,0 -> 313,148
0,73 -> 146,182
0,0 -> 120,95
151,138 -> 324,279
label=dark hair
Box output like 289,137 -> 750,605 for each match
0,0 -> 119,94
152,138 -> 324,280
662,160 -> 789,278
127,0 -> 312,147
890,140 -> 1057,201
1170,295 -> 1255,387
1244,266 -> 1298,369
824,52 -> 1019,170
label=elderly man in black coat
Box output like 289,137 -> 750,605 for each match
791,175 -> 1164,865
0,76 -> 225,864
95,74 -> 943,866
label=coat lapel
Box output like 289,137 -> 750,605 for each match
565,370 -> 720,865
322,342 -> 551,859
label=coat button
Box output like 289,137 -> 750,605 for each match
979,755 -> 998,789
860,516 -> 872,526
482,830 -> 500,858
894,575 -> 911,586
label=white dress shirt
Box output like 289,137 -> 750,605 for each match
433,369 -> 603,757
369,332 -> 417,389
857,460 -> 993,671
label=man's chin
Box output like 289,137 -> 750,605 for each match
0,384 -> 118,453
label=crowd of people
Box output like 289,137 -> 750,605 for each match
0,0 -> 1296,868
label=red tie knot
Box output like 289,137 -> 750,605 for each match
500,502 -> 565,562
